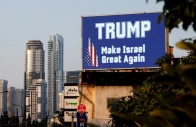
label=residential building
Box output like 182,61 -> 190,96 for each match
7,86 -> 15,115
24,40 -> 45,118
14,89 -> 25,116
24,40 -> 45,89
66,71 -> 81,83
47,34 -> 64,116
0,79 -> 8,112
26,79 -> 47,121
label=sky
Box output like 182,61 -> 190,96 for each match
0,0 -> 195,88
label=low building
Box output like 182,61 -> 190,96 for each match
79,72 -> 155,126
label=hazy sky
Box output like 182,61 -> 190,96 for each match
0,0 -> 195,88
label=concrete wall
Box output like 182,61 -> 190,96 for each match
95,86 -> 133,119
79,85 -> 133,125
79,85 -> 95,119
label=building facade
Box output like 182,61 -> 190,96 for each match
7,86 -> 15,114
14,89 -> 25,116
0,79 -> 8,112
26,79 -> 47,121
24,40 -> 45,119
47,34 -> 64,116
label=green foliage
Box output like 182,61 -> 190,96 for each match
52,123 -> 63,127
155,53 -> 174,67
0,111 -> 19,127
147,0 -> 196,32
54,109 -> 65,125
181,55 -> 196,65
108,69 -> 184,126
97,43 -> 196,127
111,41 -> 196,127
105,51 -> 186,127
25,118 -> 48,127
0,112 -> 48,127
176,40 -> 196,65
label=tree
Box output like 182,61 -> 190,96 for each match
1,111 -> 9,125
40,116 -> 48,127
54,109 -> 65,126
108,51 -> 196,127
180,43 -> 196,65
107,53 -> 184,127
155,53 -> 174,67
0,111 -> 20,127
16,108 -> 19,126
27,113 -> 31,126
31,120 -> 37,127
147,0 -> 196,32
115,51 -> 196,127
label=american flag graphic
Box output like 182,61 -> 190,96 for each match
84,38 -> 98,67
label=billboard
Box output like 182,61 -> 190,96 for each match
64,86 -> 79,97
64,98 -> 78,109
82,12 -> 166,69
64,111 -> 77,122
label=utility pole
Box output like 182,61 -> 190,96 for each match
22,72 -> 27,127
71,112 -> 74,127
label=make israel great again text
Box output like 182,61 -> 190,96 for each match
95,20 -> 151,65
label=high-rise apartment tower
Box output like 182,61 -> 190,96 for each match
25,40 -> 45,89
24,40 -> 45,118
47,34 -> 64,116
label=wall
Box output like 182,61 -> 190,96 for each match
79,85 -> 133,125
95,86 -> 133,119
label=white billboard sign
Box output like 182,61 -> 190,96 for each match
64,98 -> 78,109
64,86 -> 79,97
64,111 -> 77,122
